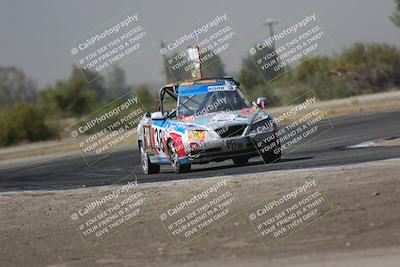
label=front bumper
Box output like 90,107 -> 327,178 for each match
185,131 -> 277,164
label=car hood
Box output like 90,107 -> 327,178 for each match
178,108 -> 271,131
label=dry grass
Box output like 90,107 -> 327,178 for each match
1,91 -> 400,161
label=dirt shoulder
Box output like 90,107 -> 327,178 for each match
1,158 -> 399,267
1,90 -> 400,161
268,89 -> 400,119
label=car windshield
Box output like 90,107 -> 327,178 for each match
177,89 -> 251,117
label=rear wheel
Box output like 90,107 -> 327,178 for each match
168,141 -> 191,173
261,145 -> 281,164
232,156 -> 249,167
140,143 -> 160,174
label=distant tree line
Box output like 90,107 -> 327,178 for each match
240,43 -> 400,106
391,0 -> 400,27
0,67 -> 37,107
1,38 -> 400,147
0,65 -> 157,147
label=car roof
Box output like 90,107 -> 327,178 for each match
177,77 -> 240,97
162,76 -> 238,88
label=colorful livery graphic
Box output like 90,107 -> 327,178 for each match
137,77 -> 281,174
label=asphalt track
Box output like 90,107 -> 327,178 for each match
1,111 -> 399,191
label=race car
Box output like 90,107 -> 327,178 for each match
137,77 -> 281,174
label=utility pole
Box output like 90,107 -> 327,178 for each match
263,18 -> 283,77
264,18 -> 278,49
187,45 -> 202,80
187,30 -> 202,80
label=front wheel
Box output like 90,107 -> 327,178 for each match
233,156 -> 249,167
261,147 -> 281,164
168,141 -> 191,173
140,143 -> 160,174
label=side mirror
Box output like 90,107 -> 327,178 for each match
151,111 -> 165,120
256,97 -> 269,109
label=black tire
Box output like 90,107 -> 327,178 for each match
261,147 -> 281,164
251,130 -> 281,164
140,142 -> 160,174
232,157 -> 249,167
168,141 -> 191,173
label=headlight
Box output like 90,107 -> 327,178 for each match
187,130 -> 207,142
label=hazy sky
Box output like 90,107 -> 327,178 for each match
1,0 -> 399,89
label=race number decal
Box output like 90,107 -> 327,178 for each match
154,128 -> 165,152
144,126 -> 152,149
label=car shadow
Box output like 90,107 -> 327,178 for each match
155,156 -> 314,176
172,155 -> 314,174
131,155 -> 314,185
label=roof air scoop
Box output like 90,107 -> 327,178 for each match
187,45 -> 203,80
